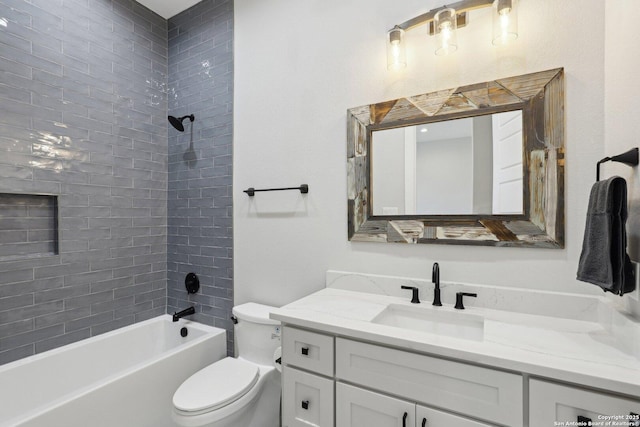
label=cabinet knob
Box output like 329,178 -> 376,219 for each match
301,400 -> 309,410
301,347 -> 309,356
402,412 -> 408,427
422,418 -> 427,427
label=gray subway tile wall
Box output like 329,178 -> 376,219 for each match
167,0 -> 235,354
0,0 -> 169,364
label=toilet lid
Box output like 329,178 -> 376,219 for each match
173,357 -> 259,413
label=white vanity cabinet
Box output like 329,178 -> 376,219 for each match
281,326 -> 511,427
529,379 -> 640,427
280,325 -> 640,427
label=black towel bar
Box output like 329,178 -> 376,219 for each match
596,147 -> 639,181
244,184 -> 308,197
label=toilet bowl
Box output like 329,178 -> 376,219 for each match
172,303 -> 281,427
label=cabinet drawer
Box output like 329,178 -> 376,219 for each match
417,405 -> 495,427
336,382 -> 415,427
336,338 -> 523,427
530,379 -> 640,427
283,366 -> 334,427
283,327 -> 334,376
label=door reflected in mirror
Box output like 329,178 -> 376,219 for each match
371,110 -> 523,216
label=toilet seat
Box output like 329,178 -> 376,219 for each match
173,357 -> 259,416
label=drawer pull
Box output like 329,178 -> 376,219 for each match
402,412 -> 408,427
577,416 -> 591,425
301,400 -> 309,410
422,418 -> 427,427
301,347 -> 309,356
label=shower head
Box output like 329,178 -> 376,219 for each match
168,114 -> 195,132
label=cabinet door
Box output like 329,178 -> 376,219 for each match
336,382 -> 415,427
530,379 -> 640,426
283,366 -> 334,427
416,405 -> 495,427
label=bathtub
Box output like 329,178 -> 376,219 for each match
0,315 -> 226,427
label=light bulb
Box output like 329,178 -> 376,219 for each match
441,25 -> 451,51
392,41 -> 400,58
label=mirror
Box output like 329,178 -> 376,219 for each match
347,68 -> 564,248
371,111 -> 523,216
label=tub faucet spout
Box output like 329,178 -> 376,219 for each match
173,306 -> 195,322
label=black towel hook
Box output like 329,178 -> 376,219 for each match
596,147 -> 639,181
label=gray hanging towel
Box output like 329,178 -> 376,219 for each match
577,176 -> 635,295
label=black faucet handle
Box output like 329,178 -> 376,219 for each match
401,286 -> 420,304
454,292 -> 477,310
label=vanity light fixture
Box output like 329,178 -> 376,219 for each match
386,26 -> 407,70
386,0 -> 518,67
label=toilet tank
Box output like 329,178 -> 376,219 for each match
233,303 -> 281,366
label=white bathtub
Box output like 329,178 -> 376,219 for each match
0,315 -> 226,427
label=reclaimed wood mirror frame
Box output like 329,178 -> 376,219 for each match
347,68 -> 564,248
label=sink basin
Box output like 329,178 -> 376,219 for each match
371,304 -> 484,341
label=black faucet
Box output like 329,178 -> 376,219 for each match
173,306 -> 195,322
454,292 -> 477,310
401,286 -> 420,304
432,262 -> 442,306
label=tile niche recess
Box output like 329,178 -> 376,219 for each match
0,193 -> 59,260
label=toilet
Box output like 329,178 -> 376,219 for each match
172,303 -> 282,427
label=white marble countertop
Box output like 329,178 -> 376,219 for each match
271,284 -> 640,398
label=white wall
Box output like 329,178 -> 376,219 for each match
604,0 -> 640,313
234,0 -> 613,307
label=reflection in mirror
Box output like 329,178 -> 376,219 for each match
371,111 -> 523,216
